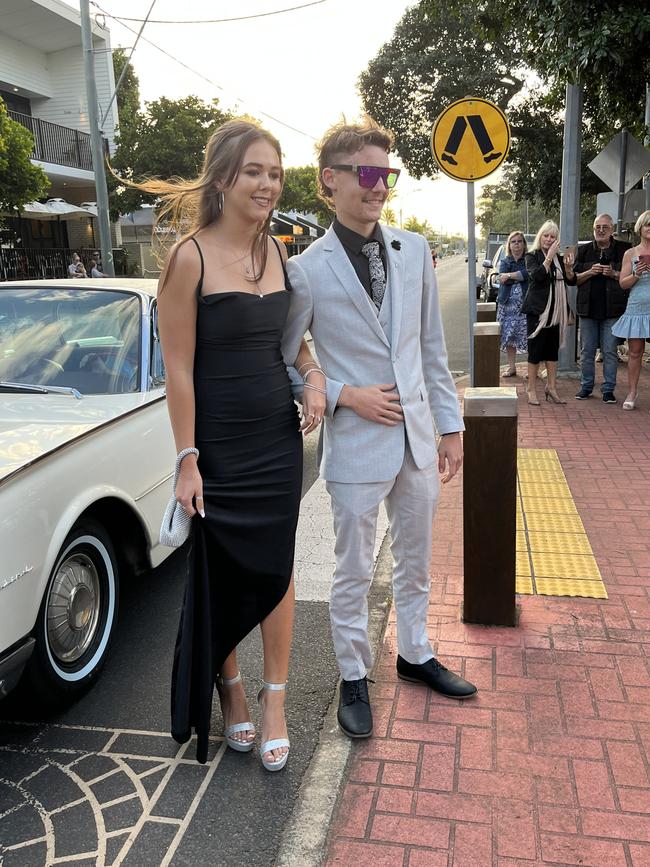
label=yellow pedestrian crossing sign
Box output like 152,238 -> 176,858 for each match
431,98 -> 510,181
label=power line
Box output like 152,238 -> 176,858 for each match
90,2 -> 317,140
106,0 -> 328,25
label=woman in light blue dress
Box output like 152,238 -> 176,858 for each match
497,230 -> 529,376
612,210 -> 650,410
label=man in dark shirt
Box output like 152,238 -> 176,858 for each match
573,214 -> 631,402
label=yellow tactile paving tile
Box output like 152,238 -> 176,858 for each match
519,482 -> 573,498
522,497 -> 579,516
531,551 -> 601,580
516,551 -> 532,576
516,448 -> 607,599
518,473 -> 567,486
535,577 -> 608,598
527,532 -> 592,555
524,513 -> 586,534
516,576 -> 534,595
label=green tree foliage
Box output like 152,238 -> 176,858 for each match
403,215 -> 435,239
277,165 -> 329,226
359,0 -> 649,210
477,181 -> 597,240
0,99 -> 49,212
111,48 -> 141,157
476,183 -> 552,236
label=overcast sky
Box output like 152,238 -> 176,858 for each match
75,0 -> 489,234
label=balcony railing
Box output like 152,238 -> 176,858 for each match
7,111 -> 107,173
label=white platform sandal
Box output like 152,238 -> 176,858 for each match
257,681 -> 290,772
217,672 -> 255,753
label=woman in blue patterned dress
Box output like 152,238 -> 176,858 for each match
613,210 -> 650,410
497,231 -> 529,377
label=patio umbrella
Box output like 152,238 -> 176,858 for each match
13,199 -> 98,220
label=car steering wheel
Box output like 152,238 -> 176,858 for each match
23,357 -> 65,379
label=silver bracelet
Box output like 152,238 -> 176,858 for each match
176,447 -> 199,466
303,382 -> 327,394
297,361 -> 318,375
304,367 -> 325,381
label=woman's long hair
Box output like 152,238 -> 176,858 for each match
125,119 -> 284,285
531,220 -> 559,252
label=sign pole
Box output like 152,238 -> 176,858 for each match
467,181 -> 477,385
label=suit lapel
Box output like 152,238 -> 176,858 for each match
324,227 -> 390,348
381,226 -> 405,350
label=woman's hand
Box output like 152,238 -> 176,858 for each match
176,458 -> 204,517
547,239 -> 561,261
301,371 -> 326,435
563,249 -> 574,269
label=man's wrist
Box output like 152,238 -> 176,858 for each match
337,384 -> 354,408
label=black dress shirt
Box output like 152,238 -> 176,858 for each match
333,218 -> 386,300
574,238 -> 631,320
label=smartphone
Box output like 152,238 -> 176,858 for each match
564,245 -> 575,259
638,254 -> 650,267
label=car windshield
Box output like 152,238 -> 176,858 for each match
0,288 -> 141,395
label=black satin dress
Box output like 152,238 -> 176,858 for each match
171,238 -> 303,763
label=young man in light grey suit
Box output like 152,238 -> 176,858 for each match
282,120 -> 477,739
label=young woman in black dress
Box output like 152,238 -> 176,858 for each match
154,121 -> 325,770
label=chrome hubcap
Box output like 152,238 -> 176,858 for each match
47,553 -> 101,663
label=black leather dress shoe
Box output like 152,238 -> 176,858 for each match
396,655 -> 477,699
337,677 -> 373,738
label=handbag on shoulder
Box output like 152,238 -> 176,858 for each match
159,447 -> 199,547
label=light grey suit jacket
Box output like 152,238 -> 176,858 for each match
282,224 -> 463,483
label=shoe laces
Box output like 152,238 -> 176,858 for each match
342,677 -> 374,704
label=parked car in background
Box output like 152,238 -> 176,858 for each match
0,279 -> 175,704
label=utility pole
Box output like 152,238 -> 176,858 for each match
80,0 -> 114,277
643,82 -> 650,211
557,81 -> 582,375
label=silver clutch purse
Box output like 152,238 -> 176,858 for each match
159,448 -> 199,547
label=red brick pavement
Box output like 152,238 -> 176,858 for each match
325,365 -> 650,867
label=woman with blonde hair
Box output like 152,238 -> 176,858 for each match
150,119 -> 325,770
613,209 -> 650,410
522,220 -> 575,404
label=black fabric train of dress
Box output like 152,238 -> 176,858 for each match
170,238 -> 303,763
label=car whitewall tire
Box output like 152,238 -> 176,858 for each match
27,519 -> 119,702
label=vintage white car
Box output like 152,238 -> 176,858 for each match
0,278 -> 175,703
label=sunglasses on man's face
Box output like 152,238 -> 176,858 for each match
329,164 -> 401,189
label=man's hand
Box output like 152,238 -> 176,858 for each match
601,264 -> 615,277
339,383 -> 404,426
438,432 -> 462,483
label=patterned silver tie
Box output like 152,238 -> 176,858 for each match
361,241 -> 386,312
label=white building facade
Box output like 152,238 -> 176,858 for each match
0,0 -> 120,272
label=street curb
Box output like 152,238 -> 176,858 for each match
275,532 -> 394,867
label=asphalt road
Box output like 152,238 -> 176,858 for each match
435,254 -> 474,376
0,263 -> 470,867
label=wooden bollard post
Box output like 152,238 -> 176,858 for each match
473,322 -> 501,387
476,302 -> 497,322
463,387 -> 518,627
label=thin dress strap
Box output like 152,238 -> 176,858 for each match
189,236 -> 205,296
270,235 -> 291,290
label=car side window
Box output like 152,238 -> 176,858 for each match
150,301 -> 165,385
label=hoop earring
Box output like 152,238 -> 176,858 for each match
217,190 -> 225,212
